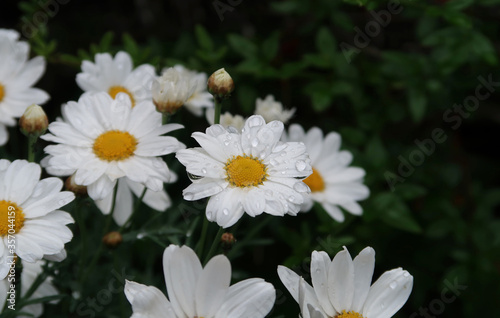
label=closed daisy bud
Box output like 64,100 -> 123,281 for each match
152,68 -> 196,115
207,68 -> 234,99
65,174 -> 88,197
19,104 -> 49,137
221,232 -> 236,252
102,231 -> 123,248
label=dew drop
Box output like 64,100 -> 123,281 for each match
223,208 -> 229,215
248,117 -> 263,127
137,233 -> 145,239
270,159 -> 278,166
201,168 -> 207,174
206,211 -> 213,220
281,171 -> 286,175
293,182 -> 310,193
184,193 -> 194,200
315,268 -> 321,273
280,152 -> 286,157
295,160 -> 307,171
389,281 -> 398,289
187,172 -> 204,182
58,199 -> 69,206
224,140 -> 230,146
251,138 -> 259,147
403,271 -> 410,277
288,196 -> 295,202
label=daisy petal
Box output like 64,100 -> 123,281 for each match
327,246 -> 354,312
124,280 -> 176,318
351,247 -> 375,313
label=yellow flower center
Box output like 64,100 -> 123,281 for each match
108,85 -> 135,107
93,130 -> 137,161
0,83 -> 5,102
303,167 -> 325,192
0,201 -> 25,236
335,310 -> 365,318
225,155 -> 268,188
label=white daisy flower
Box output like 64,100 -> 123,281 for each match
76,51 -> 156,107
171,65 -> 213,116
152,67 -> 197,115
176,115 -> 312,228
283,124 -> 369,222
94,177 -> 172,226
254,95 -> 295,124
41,92 -> 185,202
205,108 -> 246,131
0,29 -> 49,146
125,244 -> 276,318
0,159 -> 75,279
0,260 -> 59,317
278,246 -> 413,318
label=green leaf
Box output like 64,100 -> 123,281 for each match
365,136 -> 388,168
408,87 -> 427,122
99,31 -> 114,51
372,192 -> 422,233
195,25 -> 214,51
262,31 -> 280,61
316,27 -> 337,57
228,34 -> 258,59
122,33 -> 138,56
395,183 -> 428,200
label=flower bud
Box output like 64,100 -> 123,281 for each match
102,231 -> 123,248
221,232 -> 236,252
65,174 -> 88,197
152,68 -> 196,115
207,68 -> 234,99
19,104 -> 48,137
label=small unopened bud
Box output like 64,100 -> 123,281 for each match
207,68 -> 234,99
19,104 -> 48,137
221,232 -> 236,252
65,174 -> 88,197
102,231 -> 123,248
152,68 -> 196,115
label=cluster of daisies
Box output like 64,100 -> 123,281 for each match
0,27 -> 412,318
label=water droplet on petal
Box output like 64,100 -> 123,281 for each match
280,152 -> 286,157
58,199 -> 69,206
206,211 -> 213,220
248,117 -> 263,127
389,281 -> 398,289
184,193 -> 194,200
201,168 -> 207,174
288,196 -> 295,202
270,159 -> 278,166
223,208 -> 229,215
251,138 -> 259,147
403,271 -> 410,277
187,172 -> 204,182
315,268 -> 321,273
293,182 -> 310,193
295,160 -> 306,171
224,140 -> 230,146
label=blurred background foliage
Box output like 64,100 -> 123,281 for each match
1,0 -> 500,317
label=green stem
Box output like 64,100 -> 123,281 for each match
195,217 -> 209,258
27,135 -> 37,162
75,201 -> 87,281
80,185 -> 118,288
204,227 -> 224,264
162,113 -> 171,125
118,187 -> 147,232
213,97 -> 222,125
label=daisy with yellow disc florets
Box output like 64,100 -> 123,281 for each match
0,29 -> 49,146
125,244 -> 276,318
0,160 -> 75,279
278,246 -> 413,318
41,92 -> 185,208
76,51 -> 155,107
283,124 -> 369,222
176,115 -> 312,228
